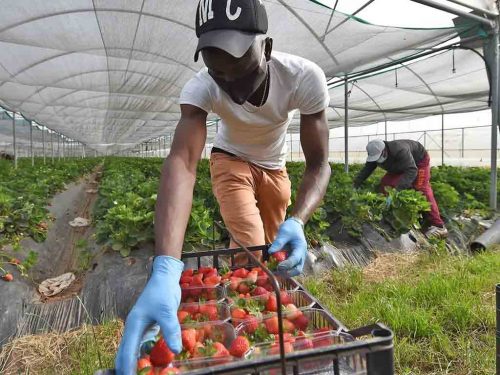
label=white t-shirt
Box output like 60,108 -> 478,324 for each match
179,51 -> 330,169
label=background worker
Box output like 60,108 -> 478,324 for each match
354,139 -> 448,238
115,0 -> 331,373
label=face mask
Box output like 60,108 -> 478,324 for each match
210,51 -> 268,105
377,154 -> 387,164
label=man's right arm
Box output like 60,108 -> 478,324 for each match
353,162 -> 377,188
155,104 -> 208,258
115,104 -> 207,374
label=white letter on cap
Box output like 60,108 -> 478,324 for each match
226,0 -> 241,21
199,0 -> 214,26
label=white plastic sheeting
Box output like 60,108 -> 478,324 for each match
0,0 -> 491,153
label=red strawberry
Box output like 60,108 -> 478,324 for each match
182,328 -> 197,353
229,336 -> 250,358
238,283 -> 250,294
192,342 -> 205,358
213,341 -> 230,358
252,286 -> 268,297
233,268 -> 249,278
180,275 -> 193,284
242,316 -> 259,334
256,275 -> 269,287
204,275 -> 221,286
272,250 -> 288,262
199,303 -> 218,320
183,304 -> 199,315
246,271 -> 258,284
275,333 -> 295,344
284,304 -> 301,320
2,273 -> 13,282
191,274 -> 204,286
198,266 -> 215,275
229,277 -> 242,291
182,269 -> 194,277
265,316 -> 279,334
293,314 -> 309,331
266,295 -> 277,312
137,357 -> 152,370
269,341 -> 294,355
282,319 -> 295,333
231,308 -> 247,320
150,337 -> 175,366
177,310 -> 190,323
280,291 -> 292,305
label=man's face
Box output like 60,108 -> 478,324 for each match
201,39 -> 268,104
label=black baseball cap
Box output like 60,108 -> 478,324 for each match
194,0 -> 268,62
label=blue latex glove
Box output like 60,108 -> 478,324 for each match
268,217 -> 307,277
115,255 -> 184,375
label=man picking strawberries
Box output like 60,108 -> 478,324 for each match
115,0 -> 330,372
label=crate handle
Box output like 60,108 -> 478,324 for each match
214,221 -> 288,375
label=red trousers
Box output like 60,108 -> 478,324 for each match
380,153 -> 444,227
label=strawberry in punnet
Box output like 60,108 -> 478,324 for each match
182,268 -> 194,277
229,335 -> 250,357
269,341 -> 294,355
238,282 -> 250,294
284,304 -> 302,320
2,273 -> 13,282
137,356 -> 152,370
177,310 -> 190,323
199,303 -> 218,321
246,270 -> 258,284
181,328 -> 197,353
242,315 -> 259,334
280,290 -> 292,305
231,308 -> 247,320
213,341 -> 230,358
256,274 -> 269,287
282,319 -> 295,333
150,337 -> 175,367
265,294 -> 278,312
192,342 -> 206,358
233,267 -> 249,278
252,286 -> 269,297
179,275 -> 193,284
229,276 -> 242,291
293,314 -> 309,331
265,316 -> 279,334
204,275 -> 221,286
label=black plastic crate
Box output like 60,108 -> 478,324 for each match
95,244 -> 394,375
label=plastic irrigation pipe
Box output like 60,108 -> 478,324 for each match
214,221 -> 287,375
470,219 -> 500,251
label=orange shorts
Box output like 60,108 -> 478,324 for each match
209,152 -> 291,250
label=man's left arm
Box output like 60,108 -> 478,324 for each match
268,110 -> 330,276
291,110 -> 331,222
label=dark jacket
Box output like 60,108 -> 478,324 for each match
354,140 -> 427,190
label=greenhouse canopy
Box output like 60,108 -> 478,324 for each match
0,0 -> 496,154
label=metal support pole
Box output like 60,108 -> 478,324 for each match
408,0 -> 495,28
42,126 -> 46,164
57,135 -> 60,161
290,133 -> 293,162
384,120 -> 388,141
461,127 -> 465,158
51,131 -> 54,163
488,21 -> 499,209
344,75 -> 349,173
423,131 -> 427,149
441,113 -> 445,166
30,120 -> 34,166
12,112 -> 17,169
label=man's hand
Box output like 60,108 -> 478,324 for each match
115,256 -> 184,374
268,218 -> 307,277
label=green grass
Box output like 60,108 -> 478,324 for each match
302,248 -> 500,374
